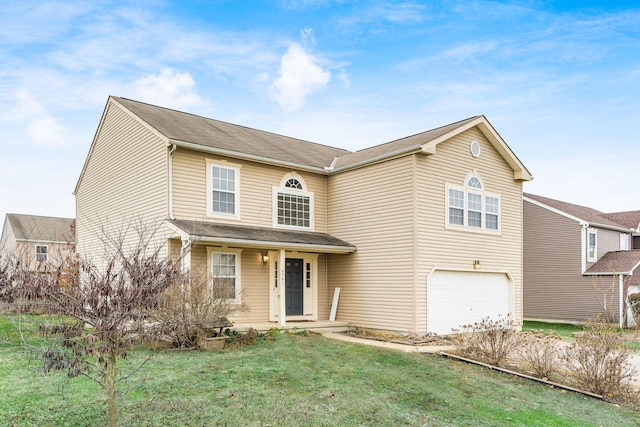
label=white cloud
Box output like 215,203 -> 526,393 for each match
271,43 -> 331,111
28,115 -> 69,148
130,68 -> 205,111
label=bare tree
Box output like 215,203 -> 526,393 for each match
2,219 -> 184,427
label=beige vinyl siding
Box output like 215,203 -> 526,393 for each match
416,128 -> 524,331
327,155 -> 416,332
75,101 -> 169,264
172,148 -> 328,232
523,201 -> 621,322
0,217 -> 17,259
14,241 -> 74,271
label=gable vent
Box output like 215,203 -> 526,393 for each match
470,140 -> 481,158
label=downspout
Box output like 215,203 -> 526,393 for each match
168,144 -> 177,220
580,223 -> 588,274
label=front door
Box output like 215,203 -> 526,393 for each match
285,258 -> 303,315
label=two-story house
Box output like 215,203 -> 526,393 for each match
0,213 -> 75,273
523,194 -> 640,327
75,96 -> 532,335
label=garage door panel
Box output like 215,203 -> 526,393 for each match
427,271 -> 510,335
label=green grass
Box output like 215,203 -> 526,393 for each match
522,320 -> 584,340
1,315 -> 639,426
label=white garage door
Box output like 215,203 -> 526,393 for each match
427,271 -> 510,335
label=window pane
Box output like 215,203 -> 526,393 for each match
468,177 -> 482,189
449,189 -> 464,208
449,207 -> 464,225
468,193 -> 482,211
486,196 -> 499,214
211,166 -> 236,214
486,214 -> 498,230
277,192 -> 310,228
468,211 -> 482,227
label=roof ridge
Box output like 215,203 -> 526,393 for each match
114,96 -> 352,155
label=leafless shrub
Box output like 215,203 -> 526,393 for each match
516,330 -> 562,380
152,267 -> 246,348
562,317 -> 637,396
454,314 -> 519,366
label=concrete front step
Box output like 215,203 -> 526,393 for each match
232,321 -> 350,334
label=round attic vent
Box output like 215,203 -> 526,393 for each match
470,140 -> 481,158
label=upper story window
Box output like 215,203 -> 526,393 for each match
446,173 -> 500,232
587,229 -> 597,262
274,174 -> 313,230
35,245 -> 48,262
207,160 -> 240,219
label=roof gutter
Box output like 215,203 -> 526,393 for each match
169,139 -> 329,174
190,235 -> 356,254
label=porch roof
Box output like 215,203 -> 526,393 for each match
585,250 -> 640,276
168,219 -> 357,254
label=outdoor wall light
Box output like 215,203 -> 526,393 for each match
262,253 -> 269,266
473,260 -> 481,270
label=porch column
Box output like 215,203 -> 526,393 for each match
180,238 -> 191,273
279,249 -> 286,326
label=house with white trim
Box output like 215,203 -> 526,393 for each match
523,193 -> 640,327
75,96 -> 532,335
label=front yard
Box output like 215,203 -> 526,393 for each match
1,315 -> 639,426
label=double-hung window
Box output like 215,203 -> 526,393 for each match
207,161 -> 240,219
587,229 -> 597,262
208,248 -> 242,301
274,176 -> 313,229
446,174 -> 501,232
35,245 -> 48,262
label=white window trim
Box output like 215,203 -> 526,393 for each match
206,159 -> 241,220
35,245 -> 48,262
273,173 -> 314,231
206,246 -> 243,303
445,182 -> 501,234
587,229 -> 597,262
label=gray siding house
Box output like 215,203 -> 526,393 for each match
523,194 -> 640,327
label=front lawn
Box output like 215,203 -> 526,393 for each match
1,315 -> 639,426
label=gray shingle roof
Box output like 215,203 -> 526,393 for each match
6,214 -> 75,243
601,211 -> 640,231
332,116 -> 480,170
524,193 -> 626,228
169,219 -> 355,253
114,97 -> 351,169
113,97 -> 491,173
585,250 -> 640,275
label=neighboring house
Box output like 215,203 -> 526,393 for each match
523,194 -> 640,327
74,96 -> 532,335
0,213 -> 75,272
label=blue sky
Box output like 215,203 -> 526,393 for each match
1,0 -> 639,224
